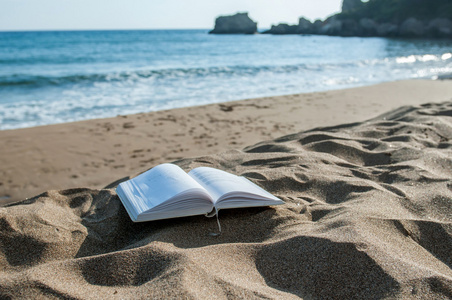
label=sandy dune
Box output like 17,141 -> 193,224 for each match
1,98 -> 451,298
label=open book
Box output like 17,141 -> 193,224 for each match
116,163 -> 284,222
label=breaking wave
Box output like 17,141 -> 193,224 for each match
1,30 -> 452,130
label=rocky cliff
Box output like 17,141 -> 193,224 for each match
262,0 -> 452,38
209,13 -> 257,34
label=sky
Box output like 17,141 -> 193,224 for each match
0,0 -> 343,31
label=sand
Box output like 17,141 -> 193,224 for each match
2,79 -> 452,204
0,79 -> 452,298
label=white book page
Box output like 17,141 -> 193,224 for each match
124,163 -> 210,211
188,167 -> 281,204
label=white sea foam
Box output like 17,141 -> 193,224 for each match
442,53 -> 452,60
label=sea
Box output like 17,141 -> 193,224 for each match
1,29 -> 452,130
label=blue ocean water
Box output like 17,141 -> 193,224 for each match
1,29 -> 452,130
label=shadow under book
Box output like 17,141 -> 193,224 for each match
116,163 -> 284,222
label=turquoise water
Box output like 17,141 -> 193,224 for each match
1,29 -> 452,130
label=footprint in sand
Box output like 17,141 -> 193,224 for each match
123,122 -> 135,129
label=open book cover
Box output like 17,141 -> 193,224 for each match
116,163 -> 284,222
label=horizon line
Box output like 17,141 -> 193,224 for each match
0,28 -> 277,33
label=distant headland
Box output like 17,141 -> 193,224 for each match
210,0 -> 452,38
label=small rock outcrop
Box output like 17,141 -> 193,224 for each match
298,17 -> 314,34
263,17 -> 312,35
262,23 -> 298,35
209,13 -> 257,34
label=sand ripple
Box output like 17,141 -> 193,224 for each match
1,102 -> 452,298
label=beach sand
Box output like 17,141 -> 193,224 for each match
1,79 -> 452,298
2,79 -> 452,204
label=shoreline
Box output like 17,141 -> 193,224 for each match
2,76 -> 451,133
0,77 -> 448,132
1,79 -> 452,204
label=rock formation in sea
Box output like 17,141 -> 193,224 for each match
260,0 -> 452,38
209,13 -> 257,34
298,17 -> 315,34
262,23 -> 298,35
